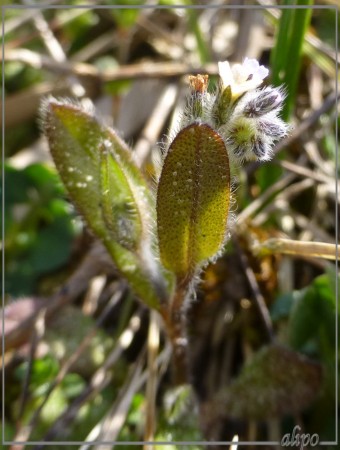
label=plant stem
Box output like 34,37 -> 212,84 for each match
163,276 -> 192,384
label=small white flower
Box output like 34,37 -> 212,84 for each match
218,58 -> 269,99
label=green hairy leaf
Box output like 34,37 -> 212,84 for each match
220,345 -> 322,420
41,98 -> 165,309
156,123 -> 231,278
99,141 -> 143,251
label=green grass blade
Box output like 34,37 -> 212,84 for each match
282,0 -> 313,120
270,1 -> 296,86
270,0 -> 313,120
260,1 -> 313,191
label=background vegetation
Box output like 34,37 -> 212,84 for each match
2,0 -> 338,448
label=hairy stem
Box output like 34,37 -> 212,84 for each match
162,276 -> 192,384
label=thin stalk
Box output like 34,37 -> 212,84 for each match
253,238 -> 337,261
163,275 -> 193,385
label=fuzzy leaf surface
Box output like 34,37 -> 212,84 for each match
157,123 -> 230,277
220,345 -> 322,420
100,143 -> 143,251
42,99 -> 163,309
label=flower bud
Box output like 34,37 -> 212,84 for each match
227,134 -> 272,162
181,74 -> 211,126
188,74 -> 209,94
257,117 -> 288,140
243,87 -> 284,117
213,84 -> 232,126
251,136 -> 272,161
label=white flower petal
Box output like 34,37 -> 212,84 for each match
243,57 -> 260,73
257,65 -> 269,80
243,58 -> 268,80
218,61 -> 234,87
232,64 -> 247,83
218,58 -> 269,100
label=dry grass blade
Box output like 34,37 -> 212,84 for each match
101,61 -> 218,81
277,160 -> 338,195
10,285 -> 126,447
17,309 -> 46,422
2,81 -> 70,128
144,310 -> 160,447
70,30 -> 120,62
82,274 -> 107,316
3,243 -> 113,353
80,345 -> 172,449
251,178 -> 316,226
233,237 -> 275,343
246,90 -> 338,182
137,11 -> 183,49
3,48 -> 100,77
237,171 -> 297,225
22,0 -> 86,98
3,48 -> 218,80
83,348 -> 146,449
293,212 -> 335,244
1,0 -> 70,38
253,238 -> 337,261
31,309 -> 144,448
134,83 -> 178,168
276,91 -> 338,154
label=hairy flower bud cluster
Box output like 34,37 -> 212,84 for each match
223,84 -> 288,162
179,58 -> 289,163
